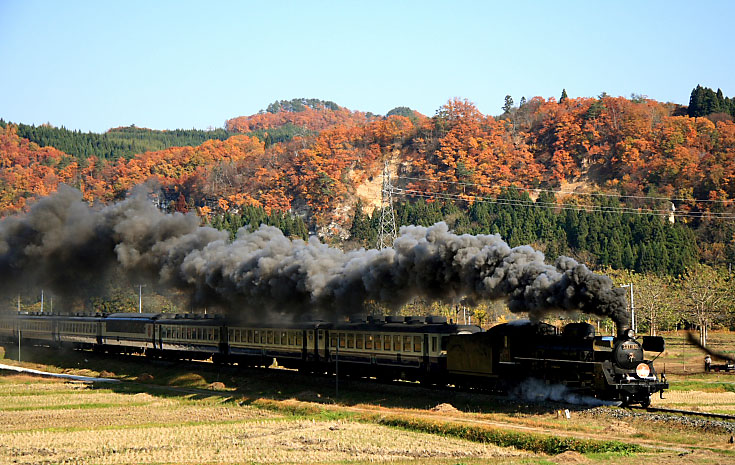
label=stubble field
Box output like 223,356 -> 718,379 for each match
1,331 -> 734,465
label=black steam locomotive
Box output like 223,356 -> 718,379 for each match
0,312 -> 667,406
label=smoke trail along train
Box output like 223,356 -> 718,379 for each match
0,186 -> 629,329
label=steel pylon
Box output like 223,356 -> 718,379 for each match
377,159 -> 397,249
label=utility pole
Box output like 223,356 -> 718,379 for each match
40,290 -> 44,313
619,283 -> 635,333
138,284 -> 147,313
377,159 -> 397,249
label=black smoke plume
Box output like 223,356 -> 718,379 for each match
685,331 -> 734,362
0,187 -> 630,329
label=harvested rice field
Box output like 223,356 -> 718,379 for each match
0,375 -> 527,465
3,335 -> 735,465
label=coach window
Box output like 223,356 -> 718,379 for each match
273,331 -> 280,345
431,336 -> 437,353
390,335 -> 398,352
330,333 -> 337,349
403,335 -> 412,352
296,333 -> 303,346
365,334 -> 373,350
254,330 -> 260,344
414,336 -> 422,352
381,335 -> 389,351
266,330 -> 272,344
356,334 -> 364,349
346,333 -> 354,349
339,333 -> 346,348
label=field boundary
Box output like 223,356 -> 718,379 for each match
0,363 -> 120,383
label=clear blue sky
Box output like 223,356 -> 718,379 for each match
1,0 -> 733,133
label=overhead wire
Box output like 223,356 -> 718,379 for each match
396,175 -> 735,205
387,186 -> 735,220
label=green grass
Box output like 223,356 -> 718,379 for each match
668,380 -> 735,392
375,416 -> 642,455
0,402 -> 153,412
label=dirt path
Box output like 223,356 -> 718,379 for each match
0,362 -> 120,383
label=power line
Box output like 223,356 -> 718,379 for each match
391,187 -> 735,220
396,175 -> 735,205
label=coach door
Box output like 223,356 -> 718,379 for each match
423,334 -> 430,369
318,329 -> 327,360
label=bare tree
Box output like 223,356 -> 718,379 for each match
634,274 -> 676,336
680,264 -> 729,347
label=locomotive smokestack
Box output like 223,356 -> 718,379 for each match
0,187 -> 628,326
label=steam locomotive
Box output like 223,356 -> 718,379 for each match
0,311 -> 667,406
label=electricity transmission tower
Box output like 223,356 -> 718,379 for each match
377,159 -> 397,249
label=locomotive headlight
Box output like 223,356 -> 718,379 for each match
625,329 -> 635,340
636,363 -> 650,378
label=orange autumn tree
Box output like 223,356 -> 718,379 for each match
0,125 -> 79,213
406,98 -> 544,201
226,99 -> 378,133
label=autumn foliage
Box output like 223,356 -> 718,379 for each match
225,99 -> 378,133
1,94 -> 734,228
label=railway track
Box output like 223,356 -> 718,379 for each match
631,406 -> 735,421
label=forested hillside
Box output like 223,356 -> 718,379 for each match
1,90 -> 734,274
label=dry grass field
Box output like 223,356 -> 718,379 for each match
0,374 -> 528,465
1,331 -> 735,464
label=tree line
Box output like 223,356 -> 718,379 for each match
688,85 -> 735,119
350,191 -> 701,276
208,205 -> 309,241
0,120 -> 233,161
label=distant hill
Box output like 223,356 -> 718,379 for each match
1,92 -> 733,270
225,98 -> 381,133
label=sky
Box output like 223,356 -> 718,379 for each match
1,0 -> 734,133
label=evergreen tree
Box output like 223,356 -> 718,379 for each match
560,88 -> 568,103
502,95 -> 514,114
